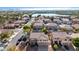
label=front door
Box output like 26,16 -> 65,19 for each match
54,41 -> 58,44
59,41 -> 62,46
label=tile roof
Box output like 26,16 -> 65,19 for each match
30,32 -> 48,40
33,22 -> 43,26
51,32 -> 71,40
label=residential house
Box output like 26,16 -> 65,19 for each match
71,33 -> 79,38
72,18 -> 79,24
61,18 -> 72,25
29,32 -> 51,51
22,14 -> 30,22
29,32 -> 49,45
53,18 -> 62,24
59,24 -> 73,31
51,32 -> 72,45
14,20 -> 26,24
33,23 -> 44,32
43,19 -> 52,23
3,24 -> 16,29
44,23 -> 58,31
72,24 -> 79,29
35,19 -> 44,23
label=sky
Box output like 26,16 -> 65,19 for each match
0,0 -> 79,7
0,0 -> 79,10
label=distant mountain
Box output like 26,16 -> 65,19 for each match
0,7 -> 79,15
0,7 -> 79,11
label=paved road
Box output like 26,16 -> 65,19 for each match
38,45 -> 48,51
25,18 -> 35,26
68,44 -> 75,51
5,18 -> 35,51
48,40 -> 53,51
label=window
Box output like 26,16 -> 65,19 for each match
33,28 -> 37,30
39,40 -> 41,41
43,40 -> 46,41
69,39 -> 71,41
65,39 -> 67,41
44,40 -> 47,41
49,28 -> 52,30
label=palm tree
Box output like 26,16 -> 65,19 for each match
41,26 -> 53,50
30,22 -> 35,31
47,32 -> 54,46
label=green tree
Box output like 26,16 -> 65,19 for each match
0,32 -> 10,41
28,13 -> 32,18
23,25 -> 31,33
41,26 -> 53,40
41,25 -> 48,34
53,44 -> 59,49
23,25 -> 32,38
75,29 -> 79,32
72,37 -> 79,50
